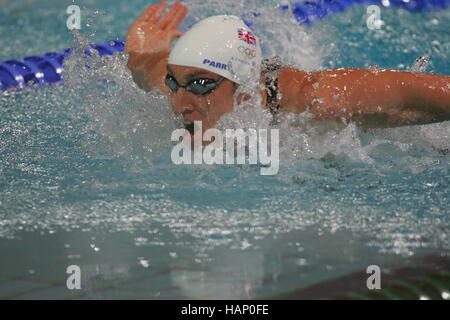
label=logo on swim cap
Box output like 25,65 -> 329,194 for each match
237,28 -> 256,46
238,46 -> 257,60
202,59 -> 228,70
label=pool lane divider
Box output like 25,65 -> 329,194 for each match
0,0 -> 449,91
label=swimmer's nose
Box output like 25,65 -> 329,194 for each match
173,103 -> 195,116
172,88 -> 195,115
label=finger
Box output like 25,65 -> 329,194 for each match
134,3 -> 160,24
158,2 -> 182,30
146,1 -> 168,24
128,4 -> 160,31
166,5 -> 188,30
166,4 -> 188,30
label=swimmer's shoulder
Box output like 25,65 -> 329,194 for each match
276,67 -> 365,113
277,66 -> 317,113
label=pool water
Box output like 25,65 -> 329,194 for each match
0,0 -> 449,299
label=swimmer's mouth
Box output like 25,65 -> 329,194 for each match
183,120 -> 195,136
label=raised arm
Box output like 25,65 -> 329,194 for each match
277,67 -> 450,128
125,1 -> 188,93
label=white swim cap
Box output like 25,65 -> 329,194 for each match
168,15 -> 262,85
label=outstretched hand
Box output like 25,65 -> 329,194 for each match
126,2 -> 188,92
125,1 -> 188,55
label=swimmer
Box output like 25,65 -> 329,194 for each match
126,1 -> 450,136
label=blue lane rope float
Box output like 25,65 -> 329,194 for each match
1,0 -> 449,91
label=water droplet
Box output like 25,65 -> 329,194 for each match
410,54 -> 430,73
241,239 -> 251,250
369,64 -> 381,74
312,98 -> 324,104
296,258 -> 307,266
138,257 -> 150,268
431,40 -> 441,54
134,237 -> 148,246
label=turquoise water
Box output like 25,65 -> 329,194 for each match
0,0 -> 449,299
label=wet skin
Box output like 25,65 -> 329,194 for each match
126,1 -> 450,131
166,65 -> 238,136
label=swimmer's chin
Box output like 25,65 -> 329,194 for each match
182,122 -> 215,146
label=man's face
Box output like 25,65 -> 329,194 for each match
167,64 -> 237,135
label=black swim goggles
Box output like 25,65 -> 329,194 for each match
164,74 -> 225,96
